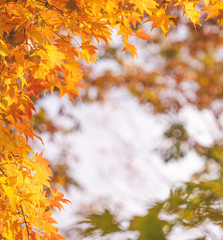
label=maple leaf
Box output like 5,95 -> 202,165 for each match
0,39 -> 8,57
2,184 -> 17,209
182,1 -> 202,25
122,41 -> 138,59
136,29 -> 153,42
130,0 -> 158,15
203,1 -> 223,21
128,12 -> 142,28
33,153 -> 52,188
204,0 -> 210,6
49,186 -> 71,212
145,8 -> 177,36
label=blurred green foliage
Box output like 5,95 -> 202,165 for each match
76,209 -> 121,237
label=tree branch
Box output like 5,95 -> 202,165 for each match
20,205 -> 30,240
31,0 -> 80,47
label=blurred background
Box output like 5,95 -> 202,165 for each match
31,13 -> 223,240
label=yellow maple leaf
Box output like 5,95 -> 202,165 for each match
45,44 -> 66,68
145,8 -> 176,36
184,2 -> 201,25
122,41 -> 138,59
0,39 -> 8,57
204,0 -> 210,6
130,0 -> 157,15
33,152 -> 52,188
2,184 -> 17,209
203,1 -> 223,21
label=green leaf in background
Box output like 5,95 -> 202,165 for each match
129,203 -> 172,240
77,209 -> 121,237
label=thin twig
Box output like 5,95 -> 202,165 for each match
0,167 -> 7,177
0,65 -> 5,75
0,153 -> 6,161
31,0 -> 80,46
20,205 -> 30,240
35,0 -> 64,15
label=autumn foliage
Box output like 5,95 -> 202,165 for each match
0,0 -> 222,239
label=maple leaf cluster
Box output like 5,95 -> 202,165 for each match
0,0 -> 222,239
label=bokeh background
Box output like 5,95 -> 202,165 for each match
31,15 -> 223,240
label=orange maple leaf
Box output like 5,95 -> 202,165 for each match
135,29 -> 153,42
